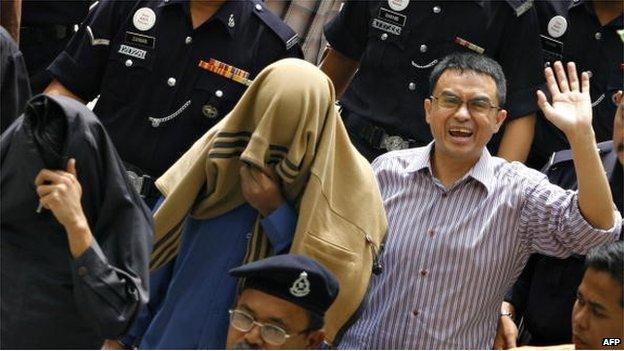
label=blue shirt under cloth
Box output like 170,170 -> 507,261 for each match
122,202 -> 297,349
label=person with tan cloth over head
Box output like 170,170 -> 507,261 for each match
111,58 -> 387,349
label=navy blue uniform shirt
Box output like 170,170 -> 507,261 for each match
49,0 -> 302,176
324,0 -> 543,147
529,0 -> 624,169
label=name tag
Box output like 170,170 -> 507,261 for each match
372,18 -> 402,35
125,31 -> 155,48
378,7 -> 406,26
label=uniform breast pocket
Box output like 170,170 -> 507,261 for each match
100,48 -> 155,103
192,72 -> 247,127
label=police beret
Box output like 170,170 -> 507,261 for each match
229,254 -> 339,318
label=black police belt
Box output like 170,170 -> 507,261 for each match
123,162 -> 161,199
341,109 -> 416,152
21,24 -> 74,41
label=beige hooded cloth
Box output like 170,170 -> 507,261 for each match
150,58 -> 387,342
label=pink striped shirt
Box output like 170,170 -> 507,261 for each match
338,143 -> 621,349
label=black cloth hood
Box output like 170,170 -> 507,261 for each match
0,94 -> 153,349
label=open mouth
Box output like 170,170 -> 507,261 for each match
448,127 -> 473,141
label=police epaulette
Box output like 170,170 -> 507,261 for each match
504,0 -> 534,17
550,140 -> 613,166
251,0 -> 300,50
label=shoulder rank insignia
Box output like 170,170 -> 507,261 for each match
198,58 -> 252,86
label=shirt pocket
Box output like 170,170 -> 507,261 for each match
191,71 -> 247,128
99,45 -> 156,104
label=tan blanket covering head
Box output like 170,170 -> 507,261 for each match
151,58 -> 387,343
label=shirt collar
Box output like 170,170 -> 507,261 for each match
406,142 -> 495,194
160,0 -> 241,38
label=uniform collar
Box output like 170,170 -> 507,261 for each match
569,0 -> 624,28
160,0 -> 242,38
405,142 -> 495,194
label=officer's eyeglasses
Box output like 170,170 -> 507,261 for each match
430,94 -> 501,117
229,309 -> 307,345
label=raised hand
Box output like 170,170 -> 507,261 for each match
537,61 -> 593,138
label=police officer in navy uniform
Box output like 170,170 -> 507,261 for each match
527,0 -> 623,169
494,91 -> 623,348
226,254 -> 340,349
45,0 -> 302,206
20,0 -> 92,95
319,0 -> 544,162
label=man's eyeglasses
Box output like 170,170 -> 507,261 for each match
229,309 -> 307,345
430,94 -> 501,117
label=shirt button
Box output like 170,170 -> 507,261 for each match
77,266 -> 88,276
413,309 -> 420,316
420,44 -> 428,53
441,192 -> 447,198
420,269 -> 429,276
215,90 -> 223,98
185,36 -> 192,44
255,3 -> 262,11
428,229 -> 435,237
125,59 -> 133,67
408,82 -> 416,91
167,77 -> 176,87
433,5 -> 441,13
594,32 -> 602,40
380,33 -> 388,40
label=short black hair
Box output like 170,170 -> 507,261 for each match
305,310 -> 324,332
429,52 -> 507,106
585,241 -> 624,307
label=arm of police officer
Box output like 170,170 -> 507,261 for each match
319,46 -> 360,99
44,79 -> 86,103
497,113 -> 535,162
240,164 -> 297,254
538,61 -> 615,229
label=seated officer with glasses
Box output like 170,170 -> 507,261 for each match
226,254 -> 339,349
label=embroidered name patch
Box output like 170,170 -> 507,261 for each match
378,7 -> 406,26
118,44 -> 147,60
125,31 -> 155,48
372,18 -> 402,35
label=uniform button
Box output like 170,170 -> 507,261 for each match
408,82 -> 416,91
255,3 -> 262,11
246,232 -> 252,240
77,266 -> 88,276
185,36 -> 192,44
125,59 -> 133,67
380,33 -> 388,40
586,70 -> 593,78
544,61 -> 551,68
167,77 -> 176,87
420,269 -> 429,276
215,90 -> 223,98
420,44 -> 427,53
594,32 -> 602,40
433,5 -> 441,13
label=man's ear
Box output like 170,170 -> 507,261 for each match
305,330 -> 326,349
424,98 -> 433,125
493,109 -> 508,133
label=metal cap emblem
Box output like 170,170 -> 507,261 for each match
289,271 -> 311,297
